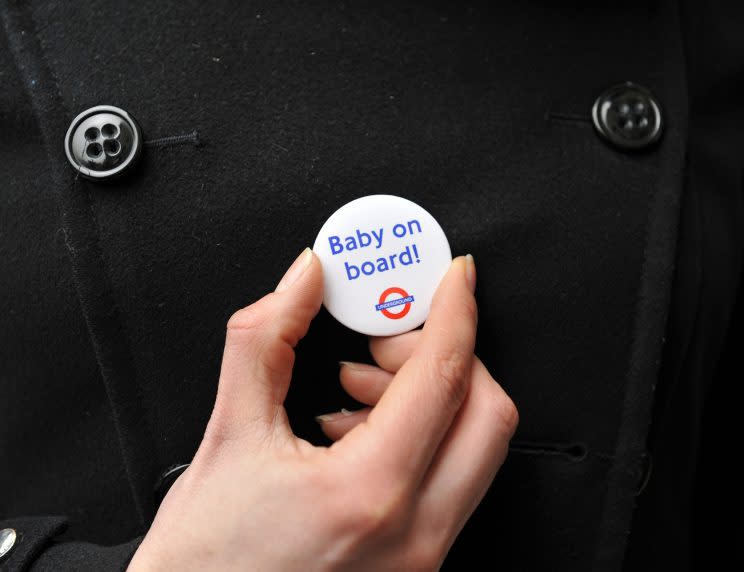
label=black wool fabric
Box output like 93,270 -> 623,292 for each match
0,517 -> 66,571
0,0 -> 741,570
625,2 -> 744,570
29,537 -> 143,572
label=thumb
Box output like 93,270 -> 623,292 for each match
207,248 -> 323,444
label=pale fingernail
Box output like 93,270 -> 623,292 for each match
464,254 -> 476,293
339,361 -> 377,371
276,248 -> 313,292
315,408 -> 357,423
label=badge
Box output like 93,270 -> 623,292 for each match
313,195 -> 452,336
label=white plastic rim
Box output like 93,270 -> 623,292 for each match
312,195 -> 452,336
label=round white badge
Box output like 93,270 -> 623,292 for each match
312,195 -> 452,336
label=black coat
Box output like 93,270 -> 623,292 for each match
1,1 -> 742,570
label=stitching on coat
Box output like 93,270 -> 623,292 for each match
145,129 -> 203,148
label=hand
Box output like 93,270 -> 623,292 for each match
128,249 -> 518,571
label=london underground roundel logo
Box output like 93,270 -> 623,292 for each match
375,286 -> 415,320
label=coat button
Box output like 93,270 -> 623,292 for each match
64,105 -> 143,180
154,463 -> 190,506
0,528 -> 17,560
592,82 -> 663,151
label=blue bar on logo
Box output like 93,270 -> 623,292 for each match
375,295 -> 415,312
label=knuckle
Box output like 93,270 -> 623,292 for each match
345,483 -> 409,539
405,539 -> 445,572
257,335 -> 295,378
226,303 -> 268,338
432,349 -> 472,405
457,293 -> 478,324
487,384 -> 519,437
500,395 -> 520,436
302,461 -> 338,495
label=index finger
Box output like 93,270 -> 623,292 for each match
337,255 -> 477,487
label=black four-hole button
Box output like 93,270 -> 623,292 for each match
592,82 -> 663,151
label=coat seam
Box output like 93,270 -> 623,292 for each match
0,0 -> 157,531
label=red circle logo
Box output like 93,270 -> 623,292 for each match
377,287 -> 413,320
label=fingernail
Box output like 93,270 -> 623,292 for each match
315,408 -> 357,423
339,361 -> 377,371
276,248 -> 313,292
464,254 -> 476,293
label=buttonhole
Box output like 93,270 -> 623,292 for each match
545,111 -> 592,125
509,440 -> 588,462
